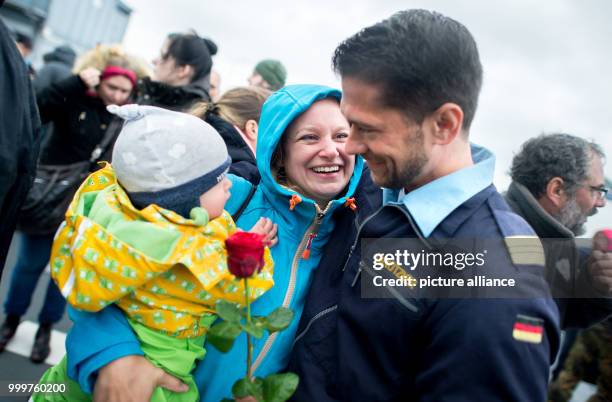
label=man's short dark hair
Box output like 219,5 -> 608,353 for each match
510,133 -> 605,198
332,9 -> 483,131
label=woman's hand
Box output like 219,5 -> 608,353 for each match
78,67 -> 101,89
93,355 -> 188,402
249,217 -> 278,247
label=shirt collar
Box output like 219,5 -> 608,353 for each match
383,143 -> 495,237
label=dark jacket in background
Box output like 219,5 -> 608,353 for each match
37,75 -> 114,165
33,45 -> 76,96
135,76 -> 210,112
505,181 -> 612,329
0,18 -> 41,271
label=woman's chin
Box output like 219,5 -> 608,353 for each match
309,183 -> 350,203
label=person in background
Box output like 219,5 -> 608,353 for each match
0,12 -> 41,282
33,45 -> 77,95
506,134 -> 612,402
137,31 -> 217,111
0,45 -> 141,364
190,86 -> 271,183
33,45 -> 77,140
248,59 -> 286,91
505,133 -> 611,327
505,134 -> 611,402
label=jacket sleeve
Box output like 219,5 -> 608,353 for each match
417,297 -> 560,402
50,217 -> 180,312
65,305 -> 143,394
36,74 -> 86,124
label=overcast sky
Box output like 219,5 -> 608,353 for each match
121,0 -> 611,232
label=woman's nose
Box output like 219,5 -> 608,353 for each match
318,139 -> 340,158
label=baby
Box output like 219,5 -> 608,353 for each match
36,105 -> 276,402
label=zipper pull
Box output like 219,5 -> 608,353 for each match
302,233 -> 317,259
289,194 -> 302,211
344,197 -> 357,211
316,212 -> 325,223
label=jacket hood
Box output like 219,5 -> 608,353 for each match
256,84 -> 364,208
43,45 -> 76,66
189,72 -> 211,93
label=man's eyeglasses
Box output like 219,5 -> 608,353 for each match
588,185 -> 609,200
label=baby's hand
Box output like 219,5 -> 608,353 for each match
249,217 -> 278,247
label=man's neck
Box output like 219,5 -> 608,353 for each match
404,141 -> 473,192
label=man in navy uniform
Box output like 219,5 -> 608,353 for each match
288,9 -> 560,401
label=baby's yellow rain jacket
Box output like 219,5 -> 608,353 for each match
50,163 -> 274,338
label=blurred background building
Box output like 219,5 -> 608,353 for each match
0,0 -> 132,69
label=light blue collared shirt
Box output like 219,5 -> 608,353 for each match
382,144 -> 495,237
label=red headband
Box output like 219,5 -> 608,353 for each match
100,65 -> 137,87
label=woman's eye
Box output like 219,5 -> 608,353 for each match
336,132 -> 349,140
299,134 -> 318,141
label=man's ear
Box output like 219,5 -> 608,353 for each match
544,177 -> 567,208
428,102 -> 464,145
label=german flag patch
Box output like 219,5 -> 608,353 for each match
512,315 -> 544,344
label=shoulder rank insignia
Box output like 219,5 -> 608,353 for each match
504,235 -> 545,267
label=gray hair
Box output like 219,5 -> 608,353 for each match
510,133 -> 605,198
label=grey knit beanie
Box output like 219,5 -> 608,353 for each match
108,104 -> 230,218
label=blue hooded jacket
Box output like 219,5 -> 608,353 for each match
64,84 -> 365,400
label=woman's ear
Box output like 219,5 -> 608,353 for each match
177,64 -> 194,82
244,120 -> 258,142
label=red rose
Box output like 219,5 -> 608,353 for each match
226,232 -> 266,278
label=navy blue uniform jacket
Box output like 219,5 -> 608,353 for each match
288,185 -> 560,402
